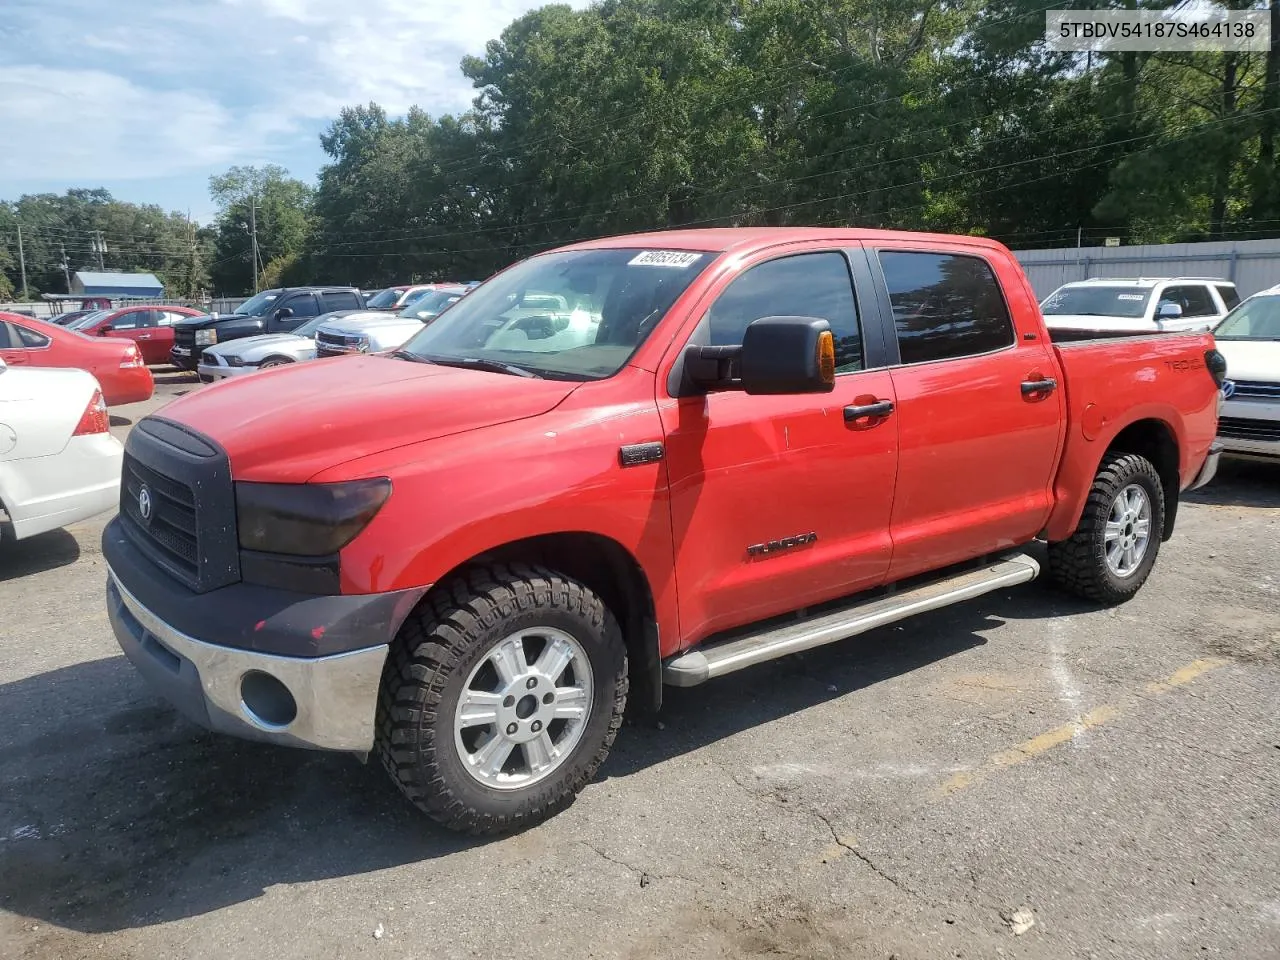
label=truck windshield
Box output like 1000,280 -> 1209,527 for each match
397,248 -> 714,380
1214,295 -> 1280,340
1041,286 -> 1151,318
235,291 -> 280,316
398,290 -> 462,319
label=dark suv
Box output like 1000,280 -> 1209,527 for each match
171,287 -> 364,370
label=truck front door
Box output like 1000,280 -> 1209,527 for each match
869,246 -> 1064,581
659,246 -> 899,647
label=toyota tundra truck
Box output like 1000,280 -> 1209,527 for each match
104,228 -> 1224,835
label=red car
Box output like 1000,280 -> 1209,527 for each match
103,228 -> 1221,834
0,312 -> 154,405
68,305 -> 206,365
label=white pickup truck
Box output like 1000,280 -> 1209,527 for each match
314,287 -> 469,358
1041,277 -> 1239,339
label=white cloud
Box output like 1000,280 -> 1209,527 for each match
1,0 -> 591,185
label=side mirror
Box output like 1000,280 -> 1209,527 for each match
684,316 -> 836,395
99,324 -> 114,334
275,306 -> 294,320
1157,302 -> 1183,319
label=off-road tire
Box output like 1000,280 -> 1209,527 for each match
375,563 -> 628,834
1047,452 -> 1165,604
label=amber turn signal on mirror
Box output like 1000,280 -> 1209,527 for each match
817,330 -> 835,385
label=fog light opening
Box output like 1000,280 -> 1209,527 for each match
240,670 -> 298,729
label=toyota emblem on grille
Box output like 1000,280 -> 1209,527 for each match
138,484 -> 153,522
1222,379 -> 1236,399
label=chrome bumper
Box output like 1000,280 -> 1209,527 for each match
1187,441 -> 1224,491
107,568 -> 388,752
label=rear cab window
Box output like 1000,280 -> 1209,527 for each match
322,290 -> 363,312
1214,284 -> 1241,310
877,251 -> 1015,363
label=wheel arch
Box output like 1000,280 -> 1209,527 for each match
1047,414 -> 1183,543
1105,418 -> 1180,541
413,532 -> 663,715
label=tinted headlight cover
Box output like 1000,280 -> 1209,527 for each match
236,478 -> 392,557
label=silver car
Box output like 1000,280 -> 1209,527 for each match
197,312 -> 336,382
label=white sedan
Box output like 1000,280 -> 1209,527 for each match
1214,285 -> 1280,463
0,358 -> 123,540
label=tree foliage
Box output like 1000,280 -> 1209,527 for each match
3,0 -> 1277,295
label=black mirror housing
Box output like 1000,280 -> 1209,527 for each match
683,315 -> 836,395
276,306 -> 294,320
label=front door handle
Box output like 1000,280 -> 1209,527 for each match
1021,377 -> 1057,397
844,399 -> 894,422
136,333 -> 153,339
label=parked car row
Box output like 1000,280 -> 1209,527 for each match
0,311 -> 154,406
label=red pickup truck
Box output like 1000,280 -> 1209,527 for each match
103,228 -> 1223,834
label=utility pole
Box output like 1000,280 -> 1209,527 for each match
92,230 -> 106,271
60,243 -> 71,292
16,225 -> 28,300
249,197 -> 260,293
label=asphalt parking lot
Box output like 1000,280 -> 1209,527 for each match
2,374 -> 1278,960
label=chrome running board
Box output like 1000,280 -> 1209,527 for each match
662,553 -> 1041,687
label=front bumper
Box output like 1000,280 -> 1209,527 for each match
197,362 -> 255,383
170,345 -> 199,370
108,570 -> 388,751
103,514 -> 428,751
1187,441 -> 1224,491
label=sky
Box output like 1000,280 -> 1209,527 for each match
0,0 -> 590,225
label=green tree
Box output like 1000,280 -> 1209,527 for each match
209,165 -> 312,294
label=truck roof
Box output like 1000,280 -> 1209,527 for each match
559,227 -> 1012,256
1063,277 -> 1234,287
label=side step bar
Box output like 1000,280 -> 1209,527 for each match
662,553 -> 1041,687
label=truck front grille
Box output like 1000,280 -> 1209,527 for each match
1219,416 -> 1280,443
174,327 -> 196,350
1229,380 -> 1280,401
118,418 -> 240,593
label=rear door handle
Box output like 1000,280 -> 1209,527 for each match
136,334 -> 152,339
844,400 -> 894,421
1021,378 -> 1057,396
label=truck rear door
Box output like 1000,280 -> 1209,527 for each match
866,244 -> 1065,580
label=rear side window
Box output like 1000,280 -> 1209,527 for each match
1215,285 -> 1241,310
286,294 -> 320,318
706,252 -> 863,372
321,291 -> 361,312
15,324 -> 51,348
878,251 -> 1015,364
0,324 -> 13,349
1163,285 -> 1217,318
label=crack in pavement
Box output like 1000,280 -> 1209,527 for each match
578,841 -> 697,885
810,809 -> 933,905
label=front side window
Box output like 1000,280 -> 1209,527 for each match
705,252 -> 863,373
879,251 -> 1015,364
1163,285 -> 1216,318
1041,285 -> 1151,319
399,248 -> 714,380
284,294 -> 319,318
108,311 -> 140,330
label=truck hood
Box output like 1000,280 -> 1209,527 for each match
177,313 -> 255,329
204,332 -> 308,357
158,354 -> 580,481
321,312 -> 422,333
1216,339 -> 1280,382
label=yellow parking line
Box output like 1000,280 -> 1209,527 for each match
936,658 -> 1229,799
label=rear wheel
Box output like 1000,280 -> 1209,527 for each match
375,563 -> 627,834
1048,452 -> 1165,604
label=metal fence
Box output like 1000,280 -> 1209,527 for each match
1013,237 -> 1280,300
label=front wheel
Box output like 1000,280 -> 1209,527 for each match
1048,452 -> 1165,604
375,563 -> 628,834
258,357 -> 293,369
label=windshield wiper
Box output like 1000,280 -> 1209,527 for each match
423,355 -> 543,378
391,349 -> 431,363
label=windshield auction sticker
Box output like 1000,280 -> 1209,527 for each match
629,251 -> 702,268
1046,9 -> 1268,51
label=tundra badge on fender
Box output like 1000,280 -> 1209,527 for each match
747,532 -> 818,558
